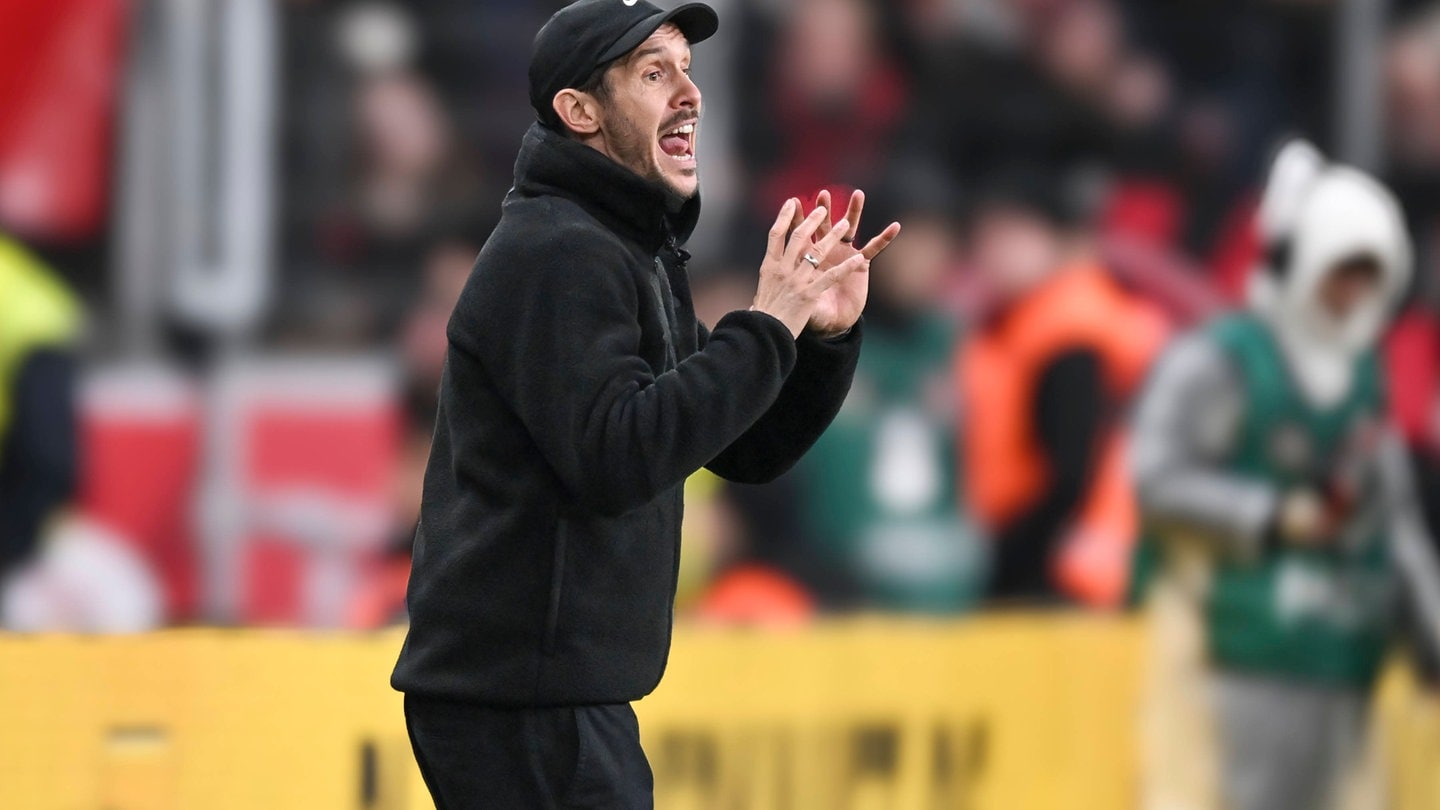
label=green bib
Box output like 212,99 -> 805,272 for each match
1203,313 -> 1394,687
797,316 -> 984,612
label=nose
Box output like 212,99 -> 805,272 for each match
675,72 -> 701,112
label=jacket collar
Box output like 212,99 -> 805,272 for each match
510,122 -> 701,252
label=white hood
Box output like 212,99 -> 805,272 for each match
1249,141 -> 1412,407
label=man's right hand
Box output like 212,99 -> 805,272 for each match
1275,488 -> 1337,548
751,198 -> 869,339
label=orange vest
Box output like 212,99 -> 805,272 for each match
960,264 -> 1169,607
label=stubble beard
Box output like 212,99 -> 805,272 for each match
609,112 -> 697,200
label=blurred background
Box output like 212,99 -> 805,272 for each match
3,0 -> 1440,807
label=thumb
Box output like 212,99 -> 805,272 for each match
809,254 -> 867,296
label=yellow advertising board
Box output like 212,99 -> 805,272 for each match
0,616 -> 1433,809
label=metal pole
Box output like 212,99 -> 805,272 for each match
186,0 -> 279,623
113,0 -> 169,359
1333,0 -> 1389,172
171,0 -> 276,340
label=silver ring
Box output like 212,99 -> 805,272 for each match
802,253 -> 821,269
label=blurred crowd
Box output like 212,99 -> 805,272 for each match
3,0 -> 1440,629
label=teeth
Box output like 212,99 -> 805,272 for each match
665,123 -> 696,135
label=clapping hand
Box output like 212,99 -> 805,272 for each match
795,188 -> 902,338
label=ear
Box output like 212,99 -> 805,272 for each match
552,89 -> 602,137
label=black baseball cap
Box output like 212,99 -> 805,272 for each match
529,0 -> 719,130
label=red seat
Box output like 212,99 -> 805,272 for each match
78,365 -> 202,621
208,358 -> 402,626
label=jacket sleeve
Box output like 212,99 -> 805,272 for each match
1130,332 -> 1280,555
451,225 -> 800,516
702,320 -> 863,484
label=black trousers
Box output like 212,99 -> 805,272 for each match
403,695 -> 654,809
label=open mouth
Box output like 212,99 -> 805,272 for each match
659,122 -> 696,163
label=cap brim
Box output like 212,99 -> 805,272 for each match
597,3 -> 719,65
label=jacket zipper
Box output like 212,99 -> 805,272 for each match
650,256 -> 679,370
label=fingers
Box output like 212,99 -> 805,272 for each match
787,197 -> 806,244
843,190 -> 865,243
860,222 -> 903,261
813,190 -> 835,242
784,206 -> 830,264
809,253 -> 868,296
766,198 -> 798,260
777,188 -> 893,261
811,203 -> 853,259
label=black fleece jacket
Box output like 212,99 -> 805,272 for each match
391,124 -> 862,706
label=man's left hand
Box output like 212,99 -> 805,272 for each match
792,189 -> 901,338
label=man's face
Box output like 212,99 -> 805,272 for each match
876,214 -> 952,312
594,24 -> 702,198
969,207 -> 1064,300
1318,256 -> 1383,321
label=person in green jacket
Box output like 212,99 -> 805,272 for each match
1132,141 -> 1440,810
0,233 -> 81,581
792,196 -> 986,612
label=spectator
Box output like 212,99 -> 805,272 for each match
398,237 -> 481,422
0,234 -> 80,582
1385,12 -> 1440,276
1033,0 -> 1127,104
912,46 -> 1095,197
1122,0 -> 1336,257
282,65 -> 484,346
732,0 -> 909,239
349,236 -> 477,629
1131,140 -> 1440,810
958,173 -> 1167,607
1386,298 -> 1440,544
1381,14 -> 1440,544
787,188 -> 986,612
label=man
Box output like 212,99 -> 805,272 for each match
959,174 -> 1168,607
0,233 -> 80,582
1132,140 -> 1440,810
390,1 -> 900,807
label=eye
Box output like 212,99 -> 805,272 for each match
646,70 -> 662,82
